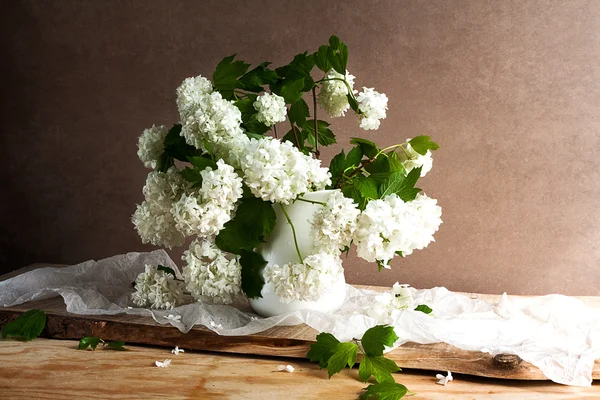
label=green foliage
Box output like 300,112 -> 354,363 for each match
279,78 -> 305,104
213,55 -> 251,92
359,382 -> 409,400
188,156 -> 217,171
326,342 -> 358,378
408,135 -> 439,155
238,62 -> 278,92
160,124 -> 200,169
328,146 -> 363,188
304,120 -> 336,147
314,45 -> 332,72
350,138 -> 379,158
78,336 -> 102,350
1,309 -> 46,341
307,332 -> 340,368
361,325 -> 399,356
378,168 -> 422,201
78,336 -> 127,351
157,265 -> 176,277
215,197 -> 276,254
239,250 -> 267,299
288,99 -> 310,126
414,304 -> 433,314
359,355 -> 401,383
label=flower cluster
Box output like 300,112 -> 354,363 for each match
353,193 -> 442,267
241,137 -> 331,204
131,265 -> 186,310
132,169 -> 186,249
171,159 -> 243,237
253,93 -> 287,126
317,70 -> 356,118
182,239 -> 242,304
357,88 -> 388,130
137,125 -> 169,169
176,75 -> 214,121
367,282 -> 413,324
264,252 -> 343,303
310,191 -> 360,254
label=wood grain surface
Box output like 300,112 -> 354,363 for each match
1,265 -> 599,383
1,339 -> 599,400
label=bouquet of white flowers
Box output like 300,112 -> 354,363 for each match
132,36 -> 442,310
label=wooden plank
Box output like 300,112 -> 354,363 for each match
1,265 -> 599,381
1,338 -> 599,400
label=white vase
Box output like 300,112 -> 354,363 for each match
248,190 -> 347,317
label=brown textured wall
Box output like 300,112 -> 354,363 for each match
1,0 -> 599,295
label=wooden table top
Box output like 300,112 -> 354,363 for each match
0,338 -> 599,400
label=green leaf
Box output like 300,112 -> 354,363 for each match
329,146 -> 363,188
239,250 -> 267,298
288,99 -> 310,126
213,55 -> 250,91
414,304 -> 433,314
162,124 -> 199,163
105,340 -> 126,351
242,113 -> 272,135
314,45 -> 332,72
327,342 -> 358,378
378,168 -> 422,201
359,382 -> 409,400
347,94 -> 359,112
279,78 -> 305,104
304,120 -> 336,147
307,332 -> 340,368
350,138 -> 379,159
353,175 -> 379,201
329,35 -> 341,50
239,62 -> 278,92
215,197 -> 276,254
361,325 -> 399,356
234,97 -> 256,114
78,336 -> 102,350
1,309 -> 46,341
342,185 -> 364,208
179,167 -> 203,186
188,156 -> 217,171
359,355 -> 401,383
408,135 -> 439,155
157,265 -> 176,277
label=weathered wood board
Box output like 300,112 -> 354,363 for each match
1,266 -> 599,381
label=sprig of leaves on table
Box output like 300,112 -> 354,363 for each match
78,336 -> 126,351
1,309 -> 47,341
307,325 -> 411,399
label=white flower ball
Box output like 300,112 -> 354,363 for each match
253,93 -> 287,126
356,87 -> 388,131
176,75 -> 213,121
137,125 -> 168,169
317,70 -> 356,118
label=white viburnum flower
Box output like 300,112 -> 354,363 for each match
132,169 -> 187,248
176,75 -> 213,121
253,93 -> 287,126
367,282 -> 413,324
171,346 -> 185,355
198,159 -> 244,206
131,265 -> 186,310
436,371 -> 453,386
180,91 -> 245,151
155,359 -> 172,368
397,140 -> 433,177
310,191 -> 360,255
137,125 -> 169,169
317,69 -> 356,118
241,137 -> 331,204
353,193 -> 442,267
182,239 -> 242,304
356,87 -> 388,130
264,252 -> 343,303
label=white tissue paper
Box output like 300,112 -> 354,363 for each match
1,250 -> 598,386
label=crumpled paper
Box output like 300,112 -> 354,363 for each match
1,250 -> 598,386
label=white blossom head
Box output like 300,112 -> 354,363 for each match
176,75 -> 213,121
311,190 -> 360,254
356,87 -> 388,130
131,264 -> 186,310
397,139 -> 433,177
318,70 -> 356,118
253,93 -> 287,126
137,125 -> 169,169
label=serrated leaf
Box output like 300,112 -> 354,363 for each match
409,135 -> 439,155
213,55 -> 250,91
157,265 -> 176,277
350,138 -> 379,159
105,340 -> 126,351
288,99 -> 310,126
315,45 -> 331,72
239,250 -> 267,298
280,78 -> 305,104
307,332 -> 340,368
162,124 -> 200,163
378,168 -> 422,200
342,185 -> 364,208
327,342 -> 358,378
239,62 -> 278,92
353,175 -> 379,201
78,336 -> 102,350
329,146 -> 363,189
359,355 -> 401,383
1,309 -> 46,341
360,382 -> 409,400
414,304 -> 433,314
361,325 -> 399,356
179,167 -> 203,185
234,97 -> 256,113
329,35 -> 341,50
304,119 -> 336,147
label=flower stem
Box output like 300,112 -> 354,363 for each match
279,204 -> 303,263
312,86 -> 320,159
296,197 -> 326,206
